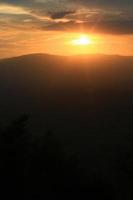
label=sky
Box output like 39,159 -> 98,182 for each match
0,0 -> 133,58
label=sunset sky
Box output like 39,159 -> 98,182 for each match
0,0 -> 133,58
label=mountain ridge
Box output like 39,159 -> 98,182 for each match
0,52 -> 133,150
1,53 -> 133,63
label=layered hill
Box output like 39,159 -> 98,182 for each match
0,53 -> 133,156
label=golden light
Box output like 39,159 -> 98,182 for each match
71,35 -> 92,46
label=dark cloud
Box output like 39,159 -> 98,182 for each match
0,0 -> 133,35
44,20 -> 133,35
50,10 -> 75,19
68,0 -> 133,8
0,0 -> 32,6
1,0 -> 133,12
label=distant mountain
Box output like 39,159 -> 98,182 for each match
0,53 -> 133,154
1,53 -> 133,90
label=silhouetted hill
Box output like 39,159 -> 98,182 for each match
1,53 -> 133,91
0,53 -> 133,160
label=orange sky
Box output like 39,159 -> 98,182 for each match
0,1 -> 133,58
0,29 -> 133,58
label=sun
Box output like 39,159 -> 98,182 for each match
72,35 -> 92,46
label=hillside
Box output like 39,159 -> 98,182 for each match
0,53 -> 133,156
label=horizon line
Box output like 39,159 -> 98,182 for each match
1,52 -> 133,61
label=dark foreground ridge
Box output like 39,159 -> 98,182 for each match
0,114 -> 133,200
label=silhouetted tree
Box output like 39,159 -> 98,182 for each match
0,114 -> 32,198
0,114 -> 131,199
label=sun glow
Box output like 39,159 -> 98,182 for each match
72,35 -> 92,46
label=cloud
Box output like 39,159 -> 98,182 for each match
49,10 -> 75,19
0,0 -> 133,35
44,20 -> 133,35
68,0 -> 133,8
0,4 -> 28,15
